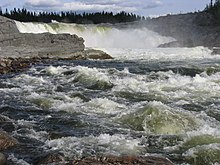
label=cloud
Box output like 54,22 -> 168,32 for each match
61,1 -> 137,12
23,0 -> 163,14
0,0 -> 15,8
24,0 -> 137,13
80,0 -> 126,6
143,0 -> 163,9
25,0 -> 61,8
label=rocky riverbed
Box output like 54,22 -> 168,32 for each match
0,49 -> 113,74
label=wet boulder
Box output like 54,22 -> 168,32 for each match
74,68 -> 113,90
119,101 -> 199,135
0,131 -> 18,150
183,144 -> 220,165
181,135 -> 220,152
84,49 -> 113,60
33,152 -> 65,165
0,153 -> 6,165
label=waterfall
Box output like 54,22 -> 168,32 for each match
15,21 -> 174,48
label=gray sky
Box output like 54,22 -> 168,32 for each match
0,0 -> 210,16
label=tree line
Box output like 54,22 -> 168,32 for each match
205,0 -> 220,25
0,7 -> 146,24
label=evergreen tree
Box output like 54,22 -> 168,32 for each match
205,0 -> 220,25
0,7 -> 2,16
1,7 -> 143,24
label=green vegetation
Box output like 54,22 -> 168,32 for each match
0,7 -> 145,24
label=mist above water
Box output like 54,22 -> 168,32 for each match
15,21 -> 174,48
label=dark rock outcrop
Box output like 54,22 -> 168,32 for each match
85,49 -> 113,59
33,152 -> 65,165
144,12 -> 220,48
0,131 -> 18,150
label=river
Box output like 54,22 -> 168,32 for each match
1,21 -> 220,164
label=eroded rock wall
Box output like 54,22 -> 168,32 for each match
0,15 -> 85,58
145,12 -> 220,47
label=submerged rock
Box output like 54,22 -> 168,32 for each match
181,135 -> 220,152
71,156 -> 174,165
33,152 -> 65,165
73,68 -> 113,90
0,153 -> 6,165
0,131 -> 18,150
30,98 -> 54,110
119,101 -> 199,135
183,144 -> 220,165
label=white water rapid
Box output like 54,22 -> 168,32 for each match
2,20 -> 219,165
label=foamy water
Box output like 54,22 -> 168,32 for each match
1,21 -> 220,164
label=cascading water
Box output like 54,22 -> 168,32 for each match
1,20 -> 220,164
15,21 -> 174,48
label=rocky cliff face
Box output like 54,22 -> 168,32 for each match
0,15 -> 19,34
0,15 -> 113,74
144,12 -> 220,48
0,15 -> 85,58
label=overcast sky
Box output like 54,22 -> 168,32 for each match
0,0 -> 210,16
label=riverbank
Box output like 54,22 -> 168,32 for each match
145,11 -> 220,48
0,15 -> 113,74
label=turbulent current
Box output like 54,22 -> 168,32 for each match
1,21 -> 220,164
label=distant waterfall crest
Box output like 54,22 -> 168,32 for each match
15,21 -> 174,48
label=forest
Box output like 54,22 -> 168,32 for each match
205,0 -> 220,25
0,7 -> 145,24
